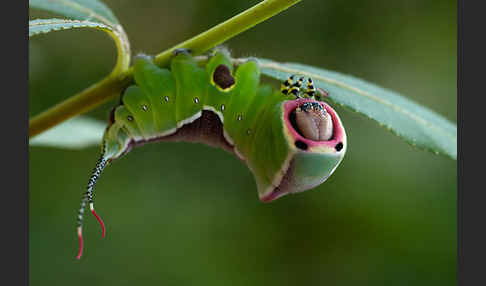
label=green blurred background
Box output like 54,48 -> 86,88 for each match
29,0 -> 457,285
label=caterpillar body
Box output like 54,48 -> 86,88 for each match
76,49 -> 347,259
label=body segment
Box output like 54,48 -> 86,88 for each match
103,51 -> 302,193
76,50 -> 347,258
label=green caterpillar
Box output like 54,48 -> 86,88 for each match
76,49 -> 347,259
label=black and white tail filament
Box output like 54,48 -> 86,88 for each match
76,154 -> 107,260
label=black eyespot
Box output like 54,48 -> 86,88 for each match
213,64 -> 235,89
335,142 -> 343,151
295,140 -> 308,150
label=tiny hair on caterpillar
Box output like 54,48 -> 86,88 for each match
75,48 -> 347,259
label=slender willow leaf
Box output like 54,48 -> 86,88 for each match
29,0 -> 131,95
29,18 -> 112,37
29,117 -> 106,149
244,58 -> 456,159
29,0 -> 119,26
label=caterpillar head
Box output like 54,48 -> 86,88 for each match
259,98 -> 347,202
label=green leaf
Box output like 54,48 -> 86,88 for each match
29,18 -> 112,37
29,0 -> 131,90
245,58 -> 457,160
29,117 -> 106,149
29,0 -> 119,26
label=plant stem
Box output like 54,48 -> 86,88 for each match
153,0 -> 301,67
30,25 -> 131,138
29,0 -> 301,138
29,76 -> 130,138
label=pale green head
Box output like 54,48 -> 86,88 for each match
259,98 -> 347,202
